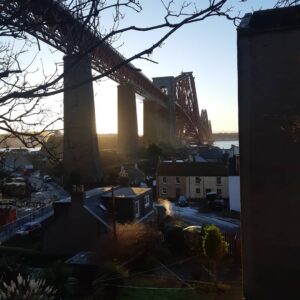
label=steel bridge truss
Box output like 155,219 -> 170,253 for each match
1,0 -> 212,145
175,72 -> 212,144
0,0 -> 167,104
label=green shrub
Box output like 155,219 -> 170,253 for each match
164,224 -> 186,256
202,225 -> 228,261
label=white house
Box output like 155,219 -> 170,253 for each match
229,176 -> 240,212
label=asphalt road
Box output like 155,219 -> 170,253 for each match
171,204 -> 240,233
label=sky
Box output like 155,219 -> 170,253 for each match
92,0 -> 276,134
5,0 -> 278,135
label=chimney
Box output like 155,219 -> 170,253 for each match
119,166 -> 129,187
71,184 -> 85,204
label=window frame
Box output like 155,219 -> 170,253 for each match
135,200 -> 140,218
144,194 -> 150,208
195,176 -> 201,184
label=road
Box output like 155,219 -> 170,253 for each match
171,204 -> 240,233
28,173 -> 68,203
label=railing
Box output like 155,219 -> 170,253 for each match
223,232 -> 241,257
0,205 -> 54,243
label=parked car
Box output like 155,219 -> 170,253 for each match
183,225 -> 202,233
43,175 -> 53,183
206,192 -> 217,201
16,222 -> 41,235
209,199 -> 225,210
183,225 -> 203,253
177,195 -> 188,207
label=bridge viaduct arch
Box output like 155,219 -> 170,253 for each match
63,54 -> 175,188
1,1 -> 211,188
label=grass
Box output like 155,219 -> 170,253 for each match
117,287 -> 214,300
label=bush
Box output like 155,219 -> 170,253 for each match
97,223 -> 162,262
202,225 -> 229,281
184,225 -> 206,256
42,260 -> 71,298
202,225 -> 228,261
163,223 -> 186,256
95,260 -> 128,286
93,260 -> 128,300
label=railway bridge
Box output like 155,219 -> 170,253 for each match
1,0 -> 212,187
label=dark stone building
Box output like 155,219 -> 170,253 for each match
43,189 -> 110,255
100,187 -> 154,223
238,6 -> 300,299
43,186 -> 154,255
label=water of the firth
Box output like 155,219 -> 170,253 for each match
213,140 -> 239,149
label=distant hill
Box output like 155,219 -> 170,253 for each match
0,132 -> 239,149
212,132 -> 238,141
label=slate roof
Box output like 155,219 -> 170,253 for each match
54,188 -> 111,229
198,146 -> 223,161
239,5 -> 300,33
157,162 -> 228,176
83,195 -> 111,228
101,187 -> 152,198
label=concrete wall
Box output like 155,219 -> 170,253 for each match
63,54 -> 102,188
228,176 -> 240,212
238,20 -> 300,299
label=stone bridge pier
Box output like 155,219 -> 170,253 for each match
63,54 -> 102,188
143,76 -> 176,147
117,83 -> 139,154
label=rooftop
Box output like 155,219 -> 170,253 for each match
101,187 -> 152,198
157,162 -> 228,176
239,5 -> 300,33
65,251 -> 97,266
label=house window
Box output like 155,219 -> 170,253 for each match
176,188 -> 181,197
144,194 -> 150,208
175,177 -> 180,184
135,200 -> 140,218
162,177 -> 167,184
196,188 -> 201,194
195,177 -> 201,184
217,189 -> 222,196
216,177 -> 222,185
162,187 -> 167,195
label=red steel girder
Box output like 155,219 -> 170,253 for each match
0,0 -> 168,105
175,72 -> 212,144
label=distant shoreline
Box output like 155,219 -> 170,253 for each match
212,132 -> 238,141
